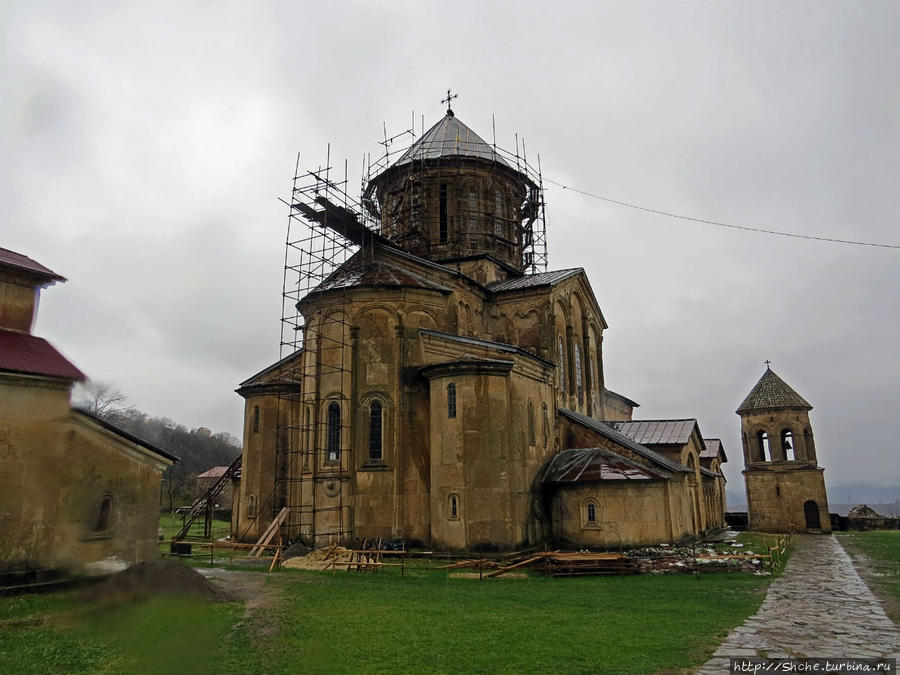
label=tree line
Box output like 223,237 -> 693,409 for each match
75,382 -> 241,511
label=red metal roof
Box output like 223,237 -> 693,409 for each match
0,328 -> 85,381
0,248 -> 65,284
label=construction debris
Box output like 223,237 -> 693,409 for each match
281,545 -> 354,571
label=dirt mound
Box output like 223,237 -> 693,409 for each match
81,559 -> 236,604
282,545 -> 353,571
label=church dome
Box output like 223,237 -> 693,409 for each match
363,111 -> 539,275
391,112 -> 511,168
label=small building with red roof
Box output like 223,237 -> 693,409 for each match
0,247 -> 176,578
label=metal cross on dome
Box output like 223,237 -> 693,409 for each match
442,89 -> 458,114
765,360 -> 772,368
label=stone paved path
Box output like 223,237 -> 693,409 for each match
697,534 -> 900,672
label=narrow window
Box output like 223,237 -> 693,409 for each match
574,343 -> 584,405
590,355 -> 599,413
494,190 -> 504,237
557,336 -> 566,393
248,495 -> 257,517
586,501 -> 597,525
411,188 -> 420,231
95,496 -> 112,531
449,494 -> 459,520
304,406 -> 311,466
252,405 -> 260,433
781,429 -> 795,461
528,399 -> 536,446
447,383 -> 456,419
326,402 -> 341,462
368,401 -> 383,461
542,402 -> 549,447
439,183 -> 448,243
467,186 -> 477,233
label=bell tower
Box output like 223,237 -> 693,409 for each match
736,364 -> 830,533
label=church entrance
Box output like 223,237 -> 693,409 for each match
803,500 -> 821,529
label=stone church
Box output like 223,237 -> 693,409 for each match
233,107 -> 727,551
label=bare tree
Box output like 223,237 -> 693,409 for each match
73,381 -> 133,421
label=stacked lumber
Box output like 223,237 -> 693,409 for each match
543,552 -> 637,577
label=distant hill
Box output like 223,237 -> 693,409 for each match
727,485 -> 900,516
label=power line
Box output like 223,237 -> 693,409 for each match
543,177 -> 900,250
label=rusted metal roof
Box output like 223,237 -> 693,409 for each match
0,328 -> 85,381
557,408 -> 692,474
311,254 -> 451,294
393,112 -> 511,168
486,268 -> 582,293
196,466 -> 229,479
612,419 -> 699,446
736,367 -> 812,414
0,247 -> 65,284
701,438 -> 727,461
543,447 -> 670,484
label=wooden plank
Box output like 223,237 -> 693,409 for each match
250,507 -> 289,556
484,555 -> 545,578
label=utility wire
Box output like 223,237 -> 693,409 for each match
543,177 -> 900,249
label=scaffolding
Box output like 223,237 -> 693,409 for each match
246,111 -> 548,549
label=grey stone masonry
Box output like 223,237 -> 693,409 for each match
697,534 -> 899,672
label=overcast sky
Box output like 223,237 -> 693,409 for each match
3,1 -> 898,498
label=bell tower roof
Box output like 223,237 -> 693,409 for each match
392,112 -> 511,169
736,366 -> 813,414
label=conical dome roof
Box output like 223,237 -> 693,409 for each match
736,367 -> 812,414
392,111 -> 510,168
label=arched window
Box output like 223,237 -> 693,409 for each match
95,495 -> 113,532
574,343 -> 584,405
439,183 -> 448,243
368,401 -> 383,461
590,354 -> 599,413
527,399 -> 536,446
252,406 -> 260,433
447,383 -> 456,419
584,501 -> 598,527
756,430 -> 771,462
542,402 -> 549,447
326,402 -> 341,462
449,494 -> 460,520
781,429 -> 795,461
557,336 -> 566,393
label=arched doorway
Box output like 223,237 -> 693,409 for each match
803,500 -> 821,529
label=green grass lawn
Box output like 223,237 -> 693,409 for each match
0,554 -> 780,674
260,566 -> 771,674
837,530 -> 900,622
0,590 -> 243,674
